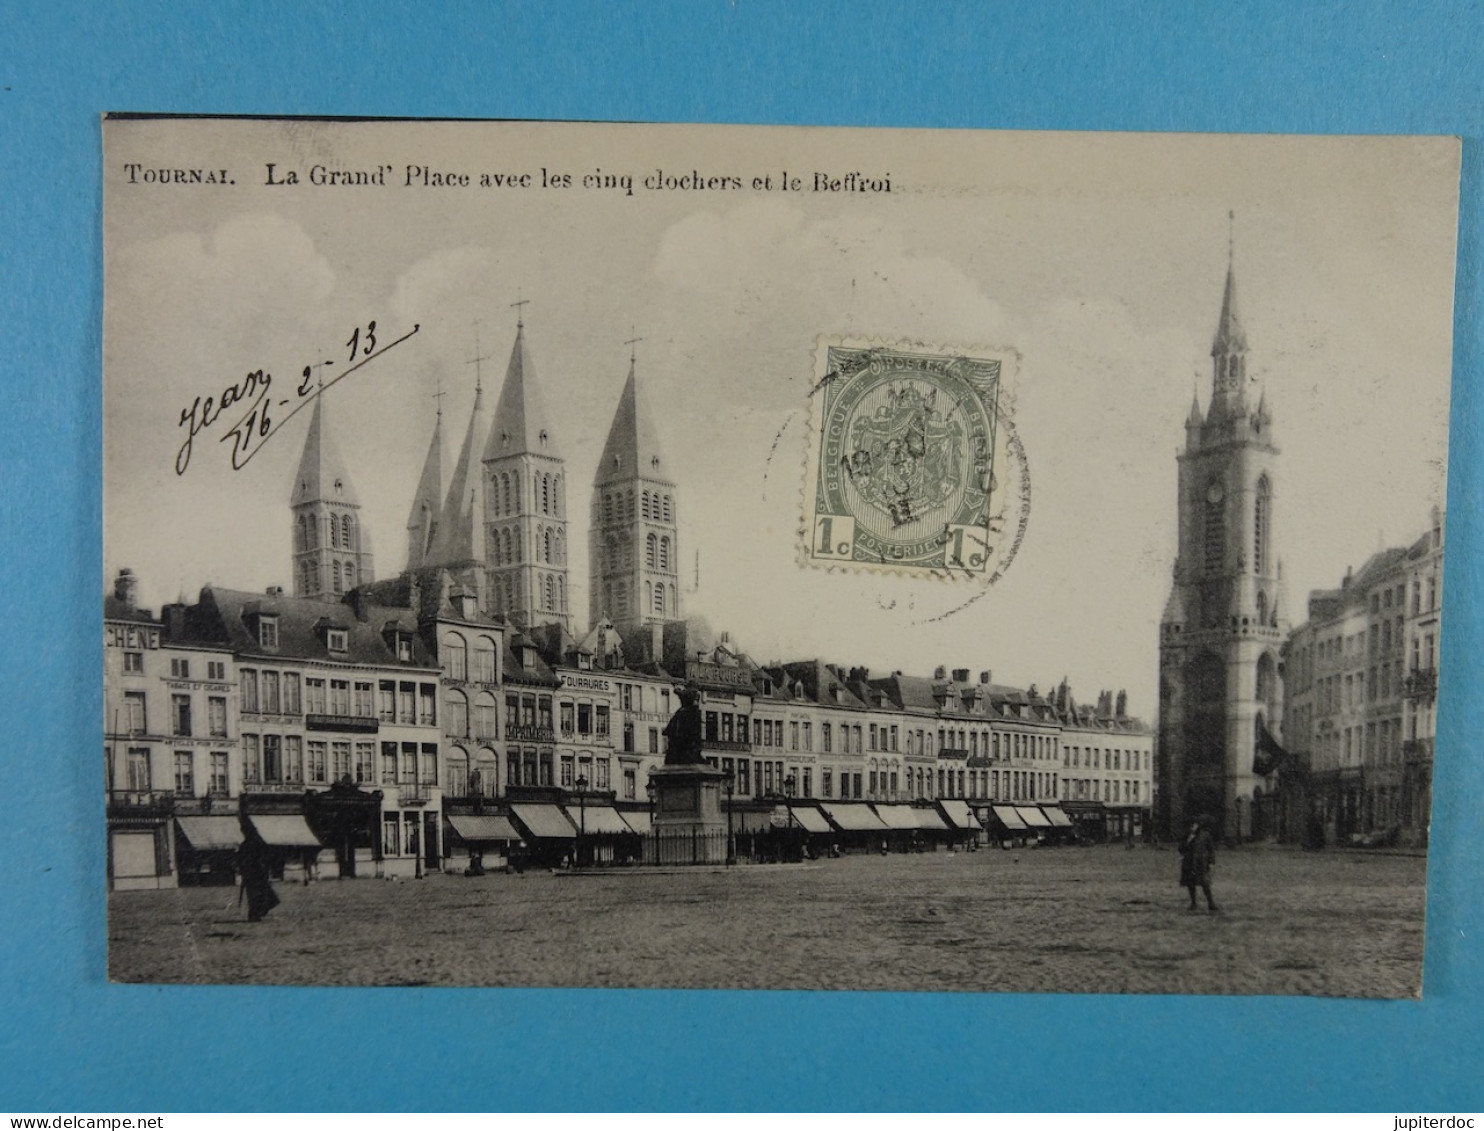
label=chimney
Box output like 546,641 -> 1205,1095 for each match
113,568 -> 139,611
933,665 -> 947,681
457,591 -> 478,620
1342,566 -> 1353,589
979,670 -> 991,685
952,668 -> 970,683
161,602 -> 187,640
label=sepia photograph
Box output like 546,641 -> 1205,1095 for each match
102,116 -> 1459,997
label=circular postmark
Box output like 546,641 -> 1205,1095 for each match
801,337 -> 1029,613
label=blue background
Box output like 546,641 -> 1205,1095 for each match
2,0 -> 1481,1112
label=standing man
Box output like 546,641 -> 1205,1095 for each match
1178,818 -> 1218,912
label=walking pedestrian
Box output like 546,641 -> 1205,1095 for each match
237,838 -> 280,922
1178,818 -> 1218,912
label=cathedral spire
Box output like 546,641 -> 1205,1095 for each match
427,380 -> 486,568
483,320 -> 560,460
290,393 -> 358,508
595,354 -> 671,487
405,400 -> 444,570
1211,257 -> 1248,358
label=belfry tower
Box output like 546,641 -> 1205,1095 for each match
481,312 -> 571,631
1158,237 -> 1288,841
290,391 -> 374,598
590,348 -> 682,638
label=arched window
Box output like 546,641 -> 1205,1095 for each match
626,489 -> 635,518
669,583 -> 676,614
344,560 -> 355,589
445,689 -> 470,738
659,536 -> 670,571
554,475 -> 563,517
491,582 -> 504,614
443,632 -> 468,680
474,692 -> 498,738
555,529 -> 565,565
604,492 -> 613,523
473,636 -> 496,682
332,560 -> 343,594
541,474 -> 550,515
296,514 -> 308,551
664,495 -> 673,522
1204,483 -> 1225,575
1254,475 -> 1271,575
1256,590 -> 1268,626
475,748 -> 498,797
503,528 -> 514,564
502,473 -> 512,516
654,583 -> 665,616
557,575 -> 566,611
544,574 -> 555,611
646,533 -> 657,568
642,491 -> 651,520
445,746 -> 469,797
329,516 -> 340,549
341,514 -> 353,549
644,581 -> 653,613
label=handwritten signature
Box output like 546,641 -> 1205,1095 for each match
174,320 -> 420,475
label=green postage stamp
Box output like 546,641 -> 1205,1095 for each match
802,338 -> 1023,579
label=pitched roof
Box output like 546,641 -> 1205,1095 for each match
290,394 -> 360,507
594,360 -> 672,486
427,384 -> 485,566
181,586 -> 437,668
483,323 -> 560,461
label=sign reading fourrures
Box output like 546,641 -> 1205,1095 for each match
804,340 -> 1020,578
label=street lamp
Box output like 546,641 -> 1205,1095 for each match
645,777 -> 656,866
575,773 -> 588,868
783,773 -> 799,861
725,777 -> 736,866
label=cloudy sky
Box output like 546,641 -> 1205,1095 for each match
103,119 -> 1460,713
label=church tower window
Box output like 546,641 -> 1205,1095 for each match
646,533 -> 657,569
1254,475 -> 1270,575
1203,481 -> 1225,574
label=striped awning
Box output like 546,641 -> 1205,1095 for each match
1015,805 -> 1053,829
509,804 -> 577,840
247,814 -> 322,848
176,816 -> 242,851
820,803 -> 890,832
561,805 -> 632,836
991,805 -> 1028,831
1040,806 -> 1075,828
788,806 -> 833,834
447,814 -> 520,843
938,799 -> 982,830
871,805 -> 921,830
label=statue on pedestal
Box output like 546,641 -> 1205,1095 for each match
662,683 -> 705,766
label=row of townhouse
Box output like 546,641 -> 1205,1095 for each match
106,565 -> 1154,888
1281,509 -> 1443,846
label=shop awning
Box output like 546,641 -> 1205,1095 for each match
246,814 -> 322,848
871,805 -> 921,830
1015,805 -> 1053,828
620,810 -> 651,836
509,804 -> 577,840
991,805 -> 1029,831
447,814 -> 520,843
176,815 -> 242,851
820,803 -> 890,832
561,805 -> 632,836
913,807 -> 950,831
788,806 -> 833,834
1039,806 -> 1075,828
938,799 -> 982,830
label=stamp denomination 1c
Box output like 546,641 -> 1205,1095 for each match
803,338 -> 1021,579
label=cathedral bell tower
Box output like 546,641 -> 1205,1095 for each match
481,312 -> 571,631
1158,242 -> 1288,842
290,391 -> 374,598
590,348 -> 681,644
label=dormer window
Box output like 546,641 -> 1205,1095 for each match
258,617 -> 279,650
398,637 -> 412,663
326,628 -> 348,654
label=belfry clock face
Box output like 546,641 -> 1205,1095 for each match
1206,482 -> 1224,504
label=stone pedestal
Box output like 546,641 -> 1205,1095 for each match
649,764 -> 729,865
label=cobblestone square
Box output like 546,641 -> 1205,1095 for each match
109,843 -> 1427,996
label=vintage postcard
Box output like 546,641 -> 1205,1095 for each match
103,117 -> 1458,996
